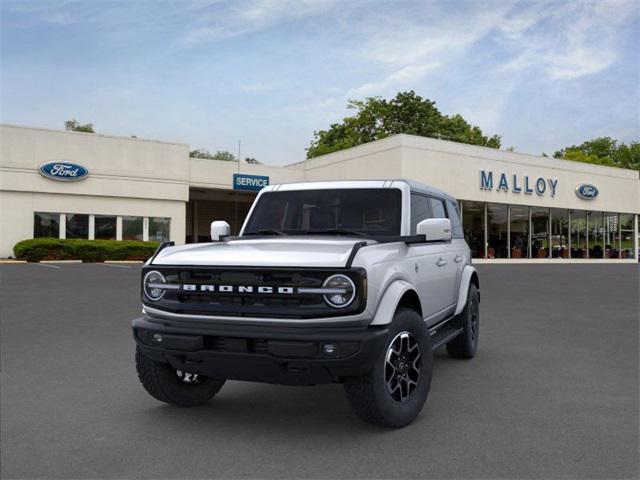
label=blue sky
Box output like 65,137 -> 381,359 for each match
2,0 -> 639,165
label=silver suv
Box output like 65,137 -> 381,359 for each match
133,180 -> 480,427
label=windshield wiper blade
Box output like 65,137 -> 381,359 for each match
245,229 -> 287,236
306,228 -> 370,238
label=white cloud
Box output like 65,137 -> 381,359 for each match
347,63 -> 440,97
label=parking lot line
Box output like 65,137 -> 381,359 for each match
35,263 -> 61,269
96,263 -> 132,269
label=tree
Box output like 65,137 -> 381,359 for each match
306,91 -> 501,158
554,137 -> 640,172
64,119 -> 94,133
189,149 -> 238,161
244,157 -> 261,164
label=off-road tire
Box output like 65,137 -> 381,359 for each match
446,283 -> 479,359
343,308 -> 433,428
135,346 -> 225,407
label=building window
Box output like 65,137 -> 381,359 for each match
571,210 -> 587,258
620,214 -> 636,259
95,215 -> 117,240
510,205 -> 529,259
461,201 -> 485,258
588,211 -> 604,258
551,209 -> 569,259
603,213 -> 619,259
34,212 -> 60,238
65,214 -> 89,239
487,203 -> 508,259
531,207 -> 550,259
122,216 -> 143,241
149,217 -> 171,242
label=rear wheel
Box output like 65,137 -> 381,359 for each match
344,308 -> 433,428
135,346 -> 225,407
446,283 -> 479,359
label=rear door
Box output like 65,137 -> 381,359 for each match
427,197 -> 459,313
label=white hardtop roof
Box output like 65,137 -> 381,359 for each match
264,179 -> 457,203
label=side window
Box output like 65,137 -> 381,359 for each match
446,199 -> 464,239
410,193 -> 431,234
429,198 -> 447,219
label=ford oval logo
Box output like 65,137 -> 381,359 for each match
575,184 -> 598,200
39,161 -> 89,182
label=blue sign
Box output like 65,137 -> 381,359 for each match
575,184 -> 598,200
480,170 -> 558,197
233,173 -> 269,191
39,161 -> 89,182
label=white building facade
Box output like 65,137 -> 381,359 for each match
1,124 -> 638,262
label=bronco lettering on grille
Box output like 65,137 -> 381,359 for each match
182,284 -> 295,294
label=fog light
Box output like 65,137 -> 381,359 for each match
323,343 -> 336,355
152,333 -> 164,344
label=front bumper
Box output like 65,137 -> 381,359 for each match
132,316 -> 389,386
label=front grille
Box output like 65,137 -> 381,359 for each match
142,266 -> 366,319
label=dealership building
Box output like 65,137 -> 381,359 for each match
1,123 -> 638,262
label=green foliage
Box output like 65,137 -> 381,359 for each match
189,149 -> 238,162
306,91 -> 501,158
244,157 -> 261,164
13,238 -> 160,262
64,119 -> 95,133
554,137 -> 640,171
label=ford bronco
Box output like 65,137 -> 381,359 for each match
133,180 -> 480,427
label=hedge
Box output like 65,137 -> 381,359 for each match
13,238 -> 161,262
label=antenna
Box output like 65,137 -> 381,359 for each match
234,139 -> 241,234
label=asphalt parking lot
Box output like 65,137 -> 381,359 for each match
1,263 -> 638,479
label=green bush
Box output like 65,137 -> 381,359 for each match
13,238 -> 161,262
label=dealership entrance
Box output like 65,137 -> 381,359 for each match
186,188 -> 257,242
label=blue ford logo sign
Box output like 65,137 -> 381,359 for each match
39,161 -> 89,182
575,184 -> 598,200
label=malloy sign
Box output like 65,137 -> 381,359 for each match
480,170 -> 558,197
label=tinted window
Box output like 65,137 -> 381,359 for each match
122,216 -> 143,241
430,198 -> 446,218
34,212 -> 59,238
244,189 -> 402,236
410,194 -> 431,234
66,214 -> 89,239
95,215 -> 116,240
149,217 -> 170,242
446,200 -> 464,239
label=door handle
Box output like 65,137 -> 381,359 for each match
454,255 -> 463,263
436,257 -> 448,267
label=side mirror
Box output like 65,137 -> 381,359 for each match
417,218 -> 452,242
210,220 -> 231,241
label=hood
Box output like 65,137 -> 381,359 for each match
152,237 -> 369,268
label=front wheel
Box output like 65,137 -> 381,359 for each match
135,346 -> 225,407
343,308 -> 433,428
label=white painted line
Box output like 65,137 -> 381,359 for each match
96,263 -> 131,269
35,263 -> 61,269
40,260 -> 82,264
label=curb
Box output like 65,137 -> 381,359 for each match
39,260 -> 83,264
104,260 -> 144,264
0,259 -> 27,264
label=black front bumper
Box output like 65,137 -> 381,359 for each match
132,317 -> 389,386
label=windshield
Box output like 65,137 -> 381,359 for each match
243,188 -> 402,237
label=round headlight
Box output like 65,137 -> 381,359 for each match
322,274 -> 356,308
144,270 -> 166,301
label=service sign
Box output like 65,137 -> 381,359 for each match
233,173 -> 269,191
39,161 -> 89,182
575,184 -> 598,200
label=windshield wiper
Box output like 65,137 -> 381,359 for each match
245,229 -> 287,236
306,228 -> 370,238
